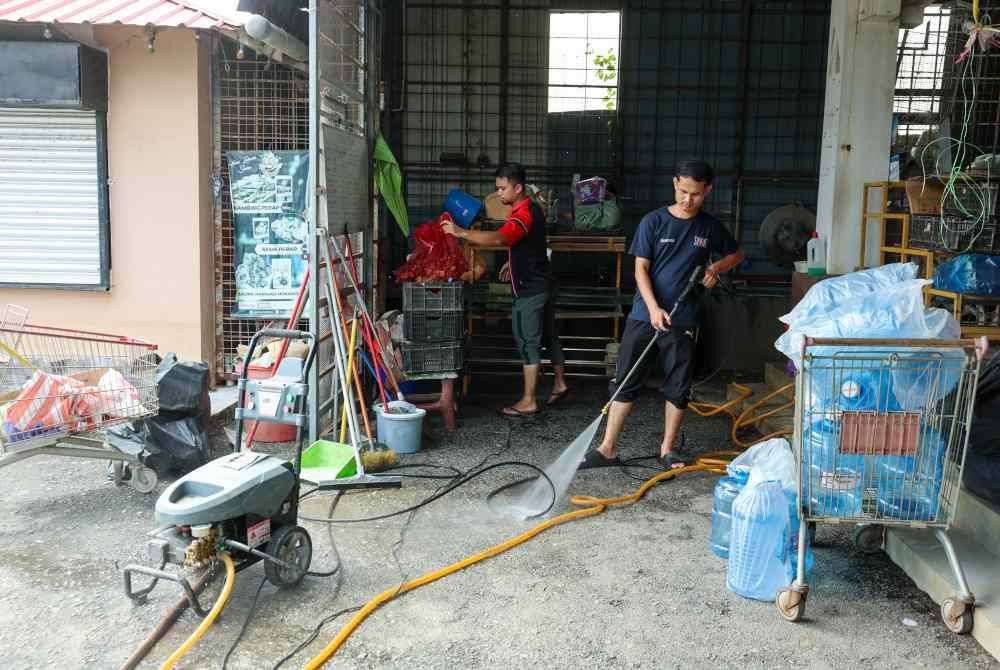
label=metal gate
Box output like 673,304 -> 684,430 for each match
215,54 -> 309,380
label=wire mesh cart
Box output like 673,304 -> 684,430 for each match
0,323 -> 160,492
777,337 -> 987,634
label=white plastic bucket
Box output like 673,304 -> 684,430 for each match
374,400 -> 426,454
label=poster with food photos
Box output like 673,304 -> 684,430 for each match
227,151 -> 309,317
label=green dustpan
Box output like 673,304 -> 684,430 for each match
300,440 -> 358,486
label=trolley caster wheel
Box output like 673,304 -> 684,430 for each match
776,586 -> 808,622
127,466 -> 158,494
852,524 -> 884,555
941,598 -> 974,634
265,525 -> 312,588
110,461 -> 126,486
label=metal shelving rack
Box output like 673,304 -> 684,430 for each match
464,235 -> 629,389
860,180 -> 1000,342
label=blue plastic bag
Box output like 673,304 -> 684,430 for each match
933,254 -> 1000,297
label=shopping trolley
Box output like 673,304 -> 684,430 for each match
0,323 -> 160,492
777,337 -> 987,634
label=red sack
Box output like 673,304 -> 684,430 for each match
394,213 -> 469,283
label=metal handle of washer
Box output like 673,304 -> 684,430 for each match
235,329 -> 317,453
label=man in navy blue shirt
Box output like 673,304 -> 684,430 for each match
582,160 -> 744,470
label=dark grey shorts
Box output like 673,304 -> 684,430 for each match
610,318 -> 696,409
511,290 -> 564,366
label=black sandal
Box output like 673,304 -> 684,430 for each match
658,453 -> 686,470
579,450 -> 622,470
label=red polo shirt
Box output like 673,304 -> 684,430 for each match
498,197 -> 533,246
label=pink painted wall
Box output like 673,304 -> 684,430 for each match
0,26 -> 215,367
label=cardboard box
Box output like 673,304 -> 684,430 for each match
484,192 -> 511,221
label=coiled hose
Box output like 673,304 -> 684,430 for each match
689,381 -> 794,447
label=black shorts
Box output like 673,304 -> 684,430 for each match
610,318 -> 696,409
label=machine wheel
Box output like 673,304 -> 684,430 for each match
127,465 -> 158,494
776,587 -> 807,622
852,524 -> 884,555
941,598 -> 975,634
265,525 -> 312,588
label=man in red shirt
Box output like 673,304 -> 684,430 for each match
441,163 -> 568,416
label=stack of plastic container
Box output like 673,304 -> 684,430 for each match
400,283 -> 466,375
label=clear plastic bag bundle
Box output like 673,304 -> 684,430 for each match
777,269 -> 962,412
727,480 -> 791,601
780,262 -> 919,325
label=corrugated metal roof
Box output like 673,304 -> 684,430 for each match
0,0 -> 241,31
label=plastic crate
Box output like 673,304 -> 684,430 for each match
909,214 -> 1000,253
403,283 -> 465,312
401,340 -> 464,374
404,311 -> 465,341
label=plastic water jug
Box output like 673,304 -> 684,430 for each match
803,418 -> 865,517
875,432 -> 945,521
807,232 -> 826,276
727,481 -> 790,601
709,469 -> 749,558
786,490 -> 814,578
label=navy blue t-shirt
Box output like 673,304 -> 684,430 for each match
628,207 -> 739,328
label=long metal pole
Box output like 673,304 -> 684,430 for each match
307,0 -> 320,445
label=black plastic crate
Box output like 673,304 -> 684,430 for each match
403,283 -> 466,312
909,214 -> 999,253
404,311 -> 465,341
401,340 -> 464,374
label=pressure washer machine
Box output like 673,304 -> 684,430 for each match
124,329 -> 317,611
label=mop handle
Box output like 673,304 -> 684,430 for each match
602,265 -> 704,414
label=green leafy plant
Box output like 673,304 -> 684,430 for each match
591,48 -> 617,111
586,45 -> 619,152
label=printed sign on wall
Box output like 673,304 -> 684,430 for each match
227,150 -> 309,317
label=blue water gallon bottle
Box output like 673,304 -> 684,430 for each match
728,481 -> 791,602
804,417 -> 865,517
786,489 -> 814,578
709,468 -> 749,558
875,454 -> 942,522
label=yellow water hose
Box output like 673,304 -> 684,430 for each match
302,454 -> 734,670
158,552 -> 236,670
690,381 -> 795,447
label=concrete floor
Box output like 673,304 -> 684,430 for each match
0,381 -> 998,669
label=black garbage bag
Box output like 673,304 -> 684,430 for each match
156,354 -> 211,419
145,415 -> 210,475
106,421 -> 174,475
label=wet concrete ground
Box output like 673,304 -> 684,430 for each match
0,380 -> 997,669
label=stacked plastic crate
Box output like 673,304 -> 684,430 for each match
400,283 -> 466,375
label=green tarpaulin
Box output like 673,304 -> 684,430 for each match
374,134 -> 409,237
